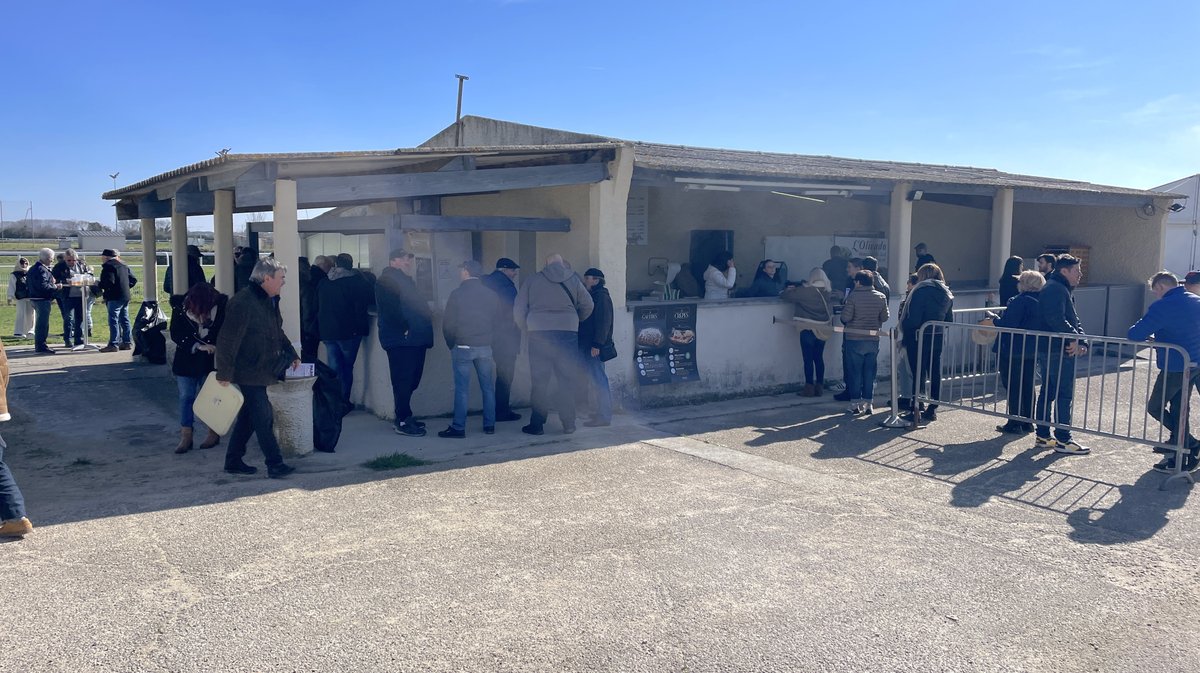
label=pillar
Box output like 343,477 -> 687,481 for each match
170,202 -> 188,297
273,179 -> 301,342
213,190 -> 235,295
888,182 -> 913,290
989,187 -> 1014,284
589,146 -> 634,311
140,217 -> 158,303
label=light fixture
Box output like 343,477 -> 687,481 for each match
675,177 -> 871,191
683,184 -> 741,192
771,191 -> 824,203
907,189 -> 924,201
1169,203 -> 1186,213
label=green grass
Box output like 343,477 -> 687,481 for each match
363,452 -> 430,471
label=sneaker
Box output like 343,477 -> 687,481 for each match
846,403 -> 863,415
1054,439 -> 1091,455
900,412 -> 924,425
0,517 -> 33,537
394,422 -> 427,437
996,422 -> 1026,434
483,426 -> 495,435
99,345 -> 118,353
562,424 -> 576,435
495,411 -> 522,422
118,343 -> 132,351
1034,435 -> 1056,450
224,462 -> 258,475
921,408 -> 938,422
267,463 -> 295,479
833,391 -> 853,402
1153,456 -> 1178,474
437,426 -> 466,439
521,424 -> 544,436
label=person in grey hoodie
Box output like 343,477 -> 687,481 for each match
514,254 -> 594,435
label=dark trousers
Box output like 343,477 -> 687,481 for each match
0,433 -> 27,522
527,330 -> 582,430
493,341 -> 518,415
907,341 -> 944,411
1035,350 -> 1076,442
323,337 -> 362,403
800,329 -> 827,386
300,330 -> 320,364
1000,354 -> 1037,420
386,346 -> 427,424
60,296 -> 84,346
1148,369 -> 1198,440
224,385 -> 283,469
32,299 -> 52,350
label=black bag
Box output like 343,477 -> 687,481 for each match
132,300 -> 168,364
599,341 -> 618,362
312,361 -> 348,453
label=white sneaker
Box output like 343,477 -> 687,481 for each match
1054,439 -> 1091,455
859,404 -> 873,416
845,402 -> 862,415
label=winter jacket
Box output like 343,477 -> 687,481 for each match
578,284 -> 614,350
703,264 -> 737,299
870,273 -> 891,299
514,262 -> 593,333
170,294 -> 227,379
27,261 -> 57,301
993,291 -> 1041,360
215,283 -> 296,386
481,269 -> 520,352
1128,286 -> 1200,371
901,279 -> 954,349
7,270 -> 28,301
317,267 -> 373,341
998,274 -> 1019,307
1037,272 -> 1085,354
840,285 -> 889,340
375,266 -> 433,350
783,285 -> 833,322
96,258 -> 136,302
443,278 -> 503,349
164,256 -> 207,296
234,251 -> 258,294
52,260 -> 90,299
300,266 -> 324,343
744,273 -> 784,298
822,258 -> 849,299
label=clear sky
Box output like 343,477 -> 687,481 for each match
2,0 -> 1198,226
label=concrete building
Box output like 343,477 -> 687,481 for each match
1153,174 -> 1198,277
104,117 -> 1184,441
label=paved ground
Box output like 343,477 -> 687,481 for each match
1,346 -> 1198,672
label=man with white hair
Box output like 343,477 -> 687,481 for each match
26,248 -> 60,354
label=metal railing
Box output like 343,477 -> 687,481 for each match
913,320 -> 1195,489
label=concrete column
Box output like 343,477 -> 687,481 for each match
588,145 -> 634,311
274,179 -> 301,342
888,182 -> 913,290
989,187 -> 1015,284
267,377 -> 314,457
170,202 -> 188,297
140,217 -> 158,303
213,190 -> 235,295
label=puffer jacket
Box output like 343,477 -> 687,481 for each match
514,262 -> 593,332
901,279 -> 954,349
215,284 -> 297,386
840,285 -> 889,340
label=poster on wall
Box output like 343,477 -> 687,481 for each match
834,234 -> 888,271
627,186 -> 649,246
634,303 -> 699,386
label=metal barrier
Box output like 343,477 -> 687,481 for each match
913,320 -> 1195,489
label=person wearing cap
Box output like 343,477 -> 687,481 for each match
913,243 -> 936,272
481,258 -> 523,422
577,268 -> 614,426
376,248 -> 434,437
438,260 -> 501,438
164,244 -> 208,297
514,254 -> 593,435
96,249 -> 137,353
317,253 -> 373,404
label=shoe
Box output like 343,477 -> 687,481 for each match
495,411 -> 522,422
900,412 -> 923,425
437,426 -> 466,439
1054,439 -> 1091,455
224,462 -> 258,475
1022,423 -> 1036,433
583,419 -> 611,427
10,334 -> 19,338
99,345 -> 118,353
119,343 -> 131,351
846,403 -> 863,415
267,463 -> 295,479
921,408 -> 938,422
859,404 -> 873,416
407,418 -> 427,429
1034,435 -> 1056,449
34,347 -> 56,354
1153,456 -> 1179,473
799,384 -> 815,397
484,426 -> 495,435
394,422 -> 427,437
996,422 -> 1026,434
173,427 -> 193,454
0,517 -> 33,537
198,429 -> 220,449
521,424 -> 544,436
814,384 -> 823,397
562,424 -> 576,435
833,391 -> 853,402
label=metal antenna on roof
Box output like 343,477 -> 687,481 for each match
454,74 -> 470,147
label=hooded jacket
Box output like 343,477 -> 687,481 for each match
901,279 -> 954,348
317,267 -> 373,341
514,262 -> 593,333
443,277 -> 504,348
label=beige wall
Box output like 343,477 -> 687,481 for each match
909,201 -> 992,286
443,184 -> 595,271
1011,202 -> 1169,285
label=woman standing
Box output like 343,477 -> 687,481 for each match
703,251 -> 737,299
994,271 -> 1044,433
170,282 -> 228,453
998,255 -> 1024,306
7,258 -> 34,338
901,263 -> 954,423
784,268 -> 833,397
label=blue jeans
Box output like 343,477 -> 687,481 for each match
1036,349 -> 1076,442
224,385 -> 284,469
177,375 -> 204,428
580,348 -> 613,423
0,433 -> 26,521
32,299 -> 53,350
106,298 -> 131,346
60,296 -> 84,346
323,337 -> 363,403
842,339 -> 879,403
527,330 -> 583,429
451,345 -> 496,431
800,329 -> 827,386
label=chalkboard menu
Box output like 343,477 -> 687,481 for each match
634,303 -> 699,386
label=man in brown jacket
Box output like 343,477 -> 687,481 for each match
0,344 -> 32,537
839,271 -> 890,415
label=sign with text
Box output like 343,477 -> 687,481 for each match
626,186 -> 649,246
834,234 -> 888,271
634,303 -> 699,385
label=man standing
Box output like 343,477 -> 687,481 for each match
96,249 -> 136,353
514,254 -> 593,435
375,249 -> 433,437
438,260 -> 500,438
861,256 -> 891,299
215,257 -> 297,479
1127,272 -> 1200,472
840,271 -> 890,415
52,249 -> 89,348
481,257 -> 522,422
27,248 -> 60,354
578,268 -> 615,427
1035,253 -> 1057,275
317,253 -> 373,404
164,244 -> 207,296
1034,254 -> 1089,455
1184,270 -> 1200,295
822,247 -> 849,300
914,243 -> 936,271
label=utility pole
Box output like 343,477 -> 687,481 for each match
454,74 -> 469,147
109,172 -> 120,231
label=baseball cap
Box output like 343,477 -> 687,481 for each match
1185,271 -> 1200,286
101,249 -> 118,258
496,257 -> 520,270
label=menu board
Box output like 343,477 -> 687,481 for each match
633,303 -> 699,386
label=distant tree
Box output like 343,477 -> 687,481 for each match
155,218 -> 171,241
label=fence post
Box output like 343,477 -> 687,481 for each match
881,326 -> 907,428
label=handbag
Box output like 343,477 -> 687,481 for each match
599,341 -> 618,362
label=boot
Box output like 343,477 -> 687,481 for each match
800,384 -> 815,397
814,384 -> 823,397
197,428 -> 220,449
174,427 -> 193,454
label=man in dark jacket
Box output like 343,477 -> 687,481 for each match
900,263 -> 953,423
914,243 -> 937,271
1034,254 -> 1089,455
96,249 -> 137,352
577,268 -> 614,426
234,246 -> 258,293
861,256 -> 891,299
438,260 -> 501,438
822,247 -> 849,301
215,256 -> 297,479
27,248 -> 60,354
481,258 -> 522,422
51,249 -> 89,348
375,249 -> 433,437
1128,272 -> 1200,472
317,253 -> 373,404
164,245 -> 207,296
300,256 -> 331,363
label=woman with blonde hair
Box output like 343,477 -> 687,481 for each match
784,268 -> 834,396
994,270 -> 1044,433
6,258 -> 34,338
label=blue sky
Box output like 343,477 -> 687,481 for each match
2,0 -> 1198,225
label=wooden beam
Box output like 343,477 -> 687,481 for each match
137,194 -> 171,219
234,162 -> 607,210
248,214 -> 402,234
399,214 -> 570,232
